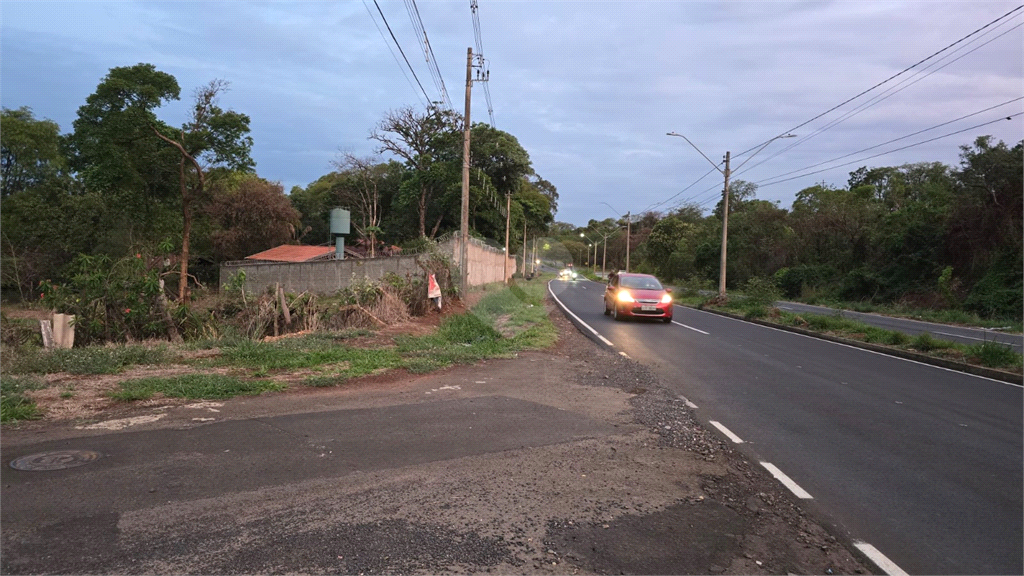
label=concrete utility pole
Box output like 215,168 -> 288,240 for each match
718,152 -> 731,297
460,47 -> 473,292
503,193 -> 511,284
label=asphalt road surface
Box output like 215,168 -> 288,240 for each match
550,278 -> 1023,575
775,301 -> 1023,352
1,320 -> 871,575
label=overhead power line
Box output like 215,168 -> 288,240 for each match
735,17 -> 1023,178
654,6 -> 1023,214
752,97 -> 1024,184
671,103 -> 1023,212
734,4 -> 1024,160
362,0 -> 427,106
404,0 -> 453,110
755,112 -> 1022,189
471,0 -> 496,126
369,0 -> 432,106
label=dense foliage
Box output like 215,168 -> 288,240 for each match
1,63 -> 558,337
547,137 -> 1021,320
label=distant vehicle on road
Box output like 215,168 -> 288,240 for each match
559,267 -> 579,280
604,272 -> 673,323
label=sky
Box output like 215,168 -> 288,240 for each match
2,1 -> 1022,227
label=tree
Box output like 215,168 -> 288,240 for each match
205,175 -> 300,261
150,79 -> 254,300
71,65 -> 254,301
1,107 -> 66,197
370,106 -> 462,238
331,154 -> 403,257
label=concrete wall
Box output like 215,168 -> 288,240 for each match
453,237 -> 518,286
220,236 -> 516,295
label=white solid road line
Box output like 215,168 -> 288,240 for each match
671,320 -> 710,335
619,351 -> 631,359
709,420 -> 744,443
853,541 -> 909,576
759,462 -> 813,499
547,281 -> 614,347
934,330 -> 1013,344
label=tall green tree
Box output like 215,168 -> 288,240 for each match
1,107 -> 66,197
69,65 -> 253,301
370,105 -> 462,239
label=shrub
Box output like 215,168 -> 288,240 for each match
965,341 -> 1023,369
911,332 -> 951,352
742,276 -> 781,307
38,251 -> 173,345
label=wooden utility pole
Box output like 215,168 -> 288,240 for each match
625,211 -> 631,272
460,47 -> 473,292
522,220 -> 527,278
718,151 -> 731,298
503,193 -> 511,283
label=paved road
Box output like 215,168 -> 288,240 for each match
550,278 -> 1023,575
1,335 -> 870,574
775,301 -> 1023,352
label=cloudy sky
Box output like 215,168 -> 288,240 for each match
3,1 -> 1022,226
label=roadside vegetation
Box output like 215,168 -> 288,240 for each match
667,276 -> 1023,373
0,279 -> 556,423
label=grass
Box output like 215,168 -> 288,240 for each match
702,300 -> 1023,372
0,375 -> 46,422
109,374 -> 285,401
4,344 -> 169,375
2,280 -> 560,412
796,299 -> 1023,333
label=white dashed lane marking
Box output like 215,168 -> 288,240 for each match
709,420 -> 744,443
671,320 -> 709,335
760,462 -> 813,499
853,541 -> 909,576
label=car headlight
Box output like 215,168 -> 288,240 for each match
661,293 -> 673,304
616,290 -> 635,303
571,272 -> 578,279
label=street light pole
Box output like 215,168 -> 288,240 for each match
599,202 -> 632,273
666,131 -> 795,298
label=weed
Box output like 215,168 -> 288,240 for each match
0,375 -> 46,423
5,345 -> 169,375
110,374 -> 285,402
743,306 -> 768,319
966,341 -> 1023,369
911,333 -> 952,352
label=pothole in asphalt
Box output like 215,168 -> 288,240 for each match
9,450 -> 102,471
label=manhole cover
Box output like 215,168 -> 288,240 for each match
9,450 -> 101,471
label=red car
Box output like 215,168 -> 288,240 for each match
604,272 -> 673,323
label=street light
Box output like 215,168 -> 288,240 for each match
579,233 -> 599,273
595,228 -> 623,278
666,131 -> 796,298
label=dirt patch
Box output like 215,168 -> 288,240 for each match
8,292 -> 482,425
25,365 -> 238,422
